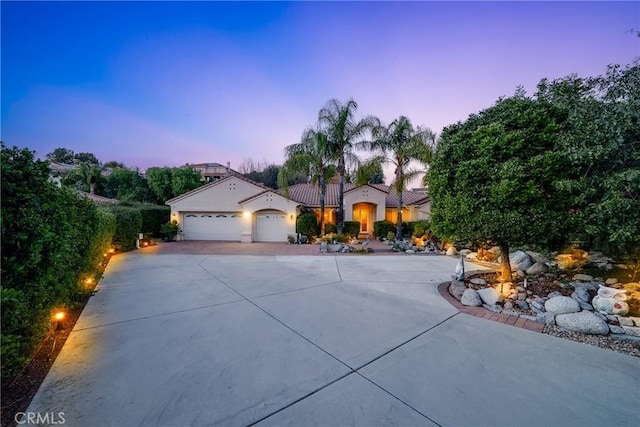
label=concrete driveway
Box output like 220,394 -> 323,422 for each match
27,251 -> 639,426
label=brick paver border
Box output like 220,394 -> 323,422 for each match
437,281 -> 544,333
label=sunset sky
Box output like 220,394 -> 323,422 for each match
2,1 -> 638,172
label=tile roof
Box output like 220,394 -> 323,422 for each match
278,183 -> 429,208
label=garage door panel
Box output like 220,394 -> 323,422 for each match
183,212 -> 242,241
256,212 -> 288,242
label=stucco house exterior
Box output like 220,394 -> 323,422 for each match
166,175 -> 430,242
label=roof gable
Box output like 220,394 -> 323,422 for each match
166,175 -> 267,205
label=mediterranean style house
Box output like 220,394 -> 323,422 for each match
166,175 -> 431,243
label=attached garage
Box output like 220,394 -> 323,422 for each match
255,211 -> 289,242
182,212 -> 243,241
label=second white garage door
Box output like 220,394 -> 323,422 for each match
255,211 -> 289,242
182,212 -> 242,241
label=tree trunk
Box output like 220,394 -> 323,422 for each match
320,177 -> 326,236
499,242 -> 513,281
337,156 -> 345,235
395,168 -> 403,238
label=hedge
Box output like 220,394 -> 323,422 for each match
1,144 -> 117,376
325,224 -> 338,234
296,212 -> 318,238
137,203 -> 170,237
107,205 -> 143,252
374,220 -> 395,238
343,221 -> 361,238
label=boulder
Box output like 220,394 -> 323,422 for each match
509,251 -> 534,272
617,316 -> 634,326
459,249 -> 472,256
571,288 -> 590,303
545,296 -> 580,314
466,252 -> 478,260
555,311 -> 609,335
592,295 -> 629,316
477,287 -> 503,305
526,262 -> 549,275
605,278 -> 618,285
446,247 -> 458,256
526,251 -> 549,264
461,289 -> 482,307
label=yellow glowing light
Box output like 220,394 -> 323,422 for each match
85,277 -> 93,284
243,211 -> 251,218
108,248 -> 115,254
54,311 -> 65,321
143,241 -> 149,247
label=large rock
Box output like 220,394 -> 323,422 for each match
555,311 -> 609,335
545,296 -> 580,314
461,289 -> 482,307
526,251 -> 549,264
509,251 -> 534,272
592,295 -> 629,316
571,287 -> 590,303
466,252 -> 478,260
477,287 -> 503,305
526,262 -> 549,275
446,246 -> 458,256
573,273 -> 594,282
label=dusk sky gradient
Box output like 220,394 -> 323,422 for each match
2,1 -> 639,172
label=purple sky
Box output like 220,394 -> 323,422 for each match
2,1 -> 639,172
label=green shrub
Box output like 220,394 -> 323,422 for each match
343,221 -> 361,238
138,204 -> 170,237
387,231 -> 396,241
107,205 -> 143,252
374,220 -> 395,238
161,220 -> 181,241
1,144 -> 118,376
296,212 -> 318,238
325,223 -> 337,234
411,220 -> 432,238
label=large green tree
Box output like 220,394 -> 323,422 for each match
171,166 -> 203,197
278,126 -> 335,236
429,95 -> 570,280
536,62 -> 640,259
146,167 -> 174,204
363,116 -> 435,237
318,98 -> 375,234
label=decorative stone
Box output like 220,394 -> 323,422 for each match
477,287 -> 503,305
610,333 -> 640,344
609,325 -> 626,334
488,246 -> 501,253
592,296 -> 629,316
405,249 -> 415,254
571,288 -> 590,302
483,304 -> 503,313
459,249 -> 472,256
516,301 -> 530,310
509,251 -> 534,272
555,311 -> 609,335
526,251 -> 549,264
503,301 -> 514,310
547,291 -> 564,299
573,273 -> 594,282
526,262 -> 549,275
570,281 -> 599,291
516,286 -> 525,292
577,301 -> 593,311
466,252 -> 478,260
544,313 -> 556,325
446,247 -> 458,256
617,316 -> 634,326
621,326 -> 640,337
470,277 -> 487,286
531,299 -> 545,311
631,317 -> 640,327
605,278 -> 618,285
545,296 -> 580,314
517,292 -> 527,301
516,270 -> 526,278
461,289 -> 482,307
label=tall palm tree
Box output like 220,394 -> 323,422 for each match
278,126 -> 335,236
363,116 -> 436,238
318,98 -> 375,234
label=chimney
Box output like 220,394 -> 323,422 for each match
226,162 -> 230,176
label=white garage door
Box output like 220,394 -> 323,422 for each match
182,212 -> 242,241
255,212 -> 289,242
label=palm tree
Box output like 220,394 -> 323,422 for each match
318,98 -> 375,234
278,126 -> 335,236
363,116 -> 435,238
77,162 -> 103,194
